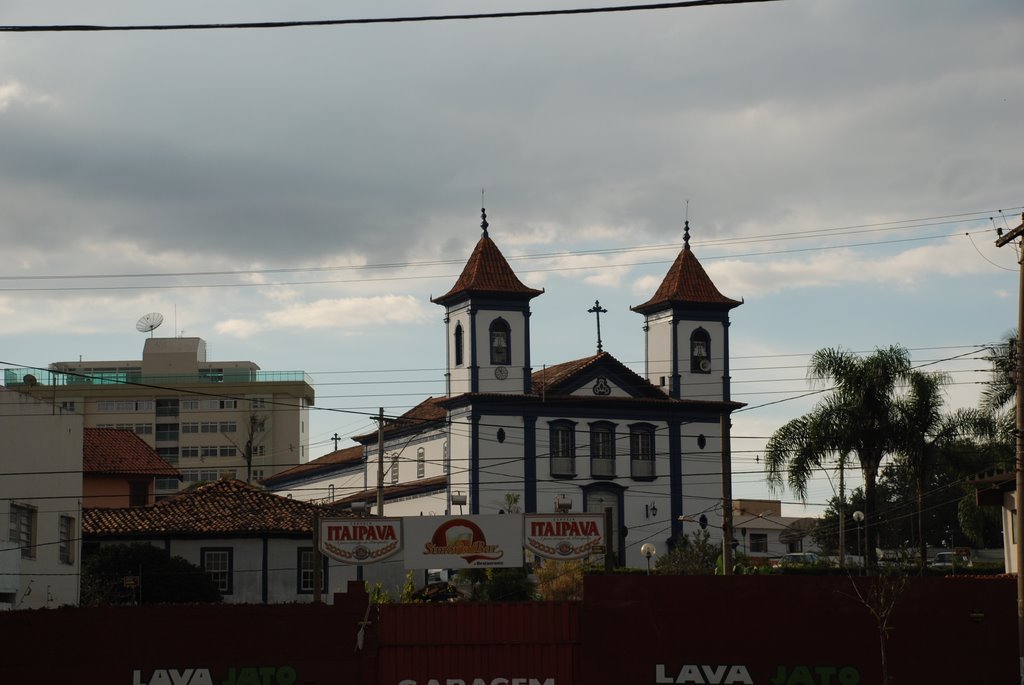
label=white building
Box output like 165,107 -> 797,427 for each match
5,336 -> 315,497
0,388 -> 83,609
83,478 -> 356,604
345,213 -> 744,569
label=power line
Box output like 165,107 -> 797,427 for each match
0,1 -> 782,34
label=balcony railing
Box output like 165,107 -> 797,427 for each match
3,368 -> 313,387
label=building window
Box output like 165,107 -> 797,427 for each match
181,422 -> 199,434
629,424 -> 656,479
690,328 -> 712,373
750,533 -> 768,553
155,398 -> 180,417
60,401 -> 76,413
129,481 -> 150,507
155,423 -> 179,441
390,453 -> 399,484
155,477 -> 180,491
200,422 -> 219,433
201,548 -> 233,594
454,323 -> 464,366
250,398 -> 267,410
156,447 -> 179,465
589,422 -> 616,478
417,447 -> 425,478
182,399 -> 200,411
220,421 -> 237,433
58,515 -> 74,564
9,504 -> 36,559
219,446 -> 237,457
201,446 -> 218,458
549,420 -> 576,477
297,548 -> 327,594
489,318 -> 511,365
181,446 -> 199,459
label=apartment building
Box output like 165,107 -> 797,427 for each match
5,337 -> 314,497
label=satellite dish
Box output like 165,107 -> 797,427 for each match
22,374 -> 37,387
136,312 -> 164,336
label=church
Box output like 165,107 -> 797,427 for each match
344,209 -> 744,568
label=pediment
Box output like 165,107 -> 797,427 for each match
534,352 -> 665,400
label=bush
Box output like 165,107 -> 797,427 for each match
81,543 -> 222,605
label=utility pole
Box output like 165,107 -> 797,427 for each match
721,413 -> 734,575
994,212 -> 1024,685
376,407 -> 385,517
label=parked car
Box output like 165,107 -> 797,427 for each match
930,551 -> 971,568
779,552 -> 820,567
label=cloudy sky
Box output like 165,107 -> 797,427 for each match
1,0 -> 1021,513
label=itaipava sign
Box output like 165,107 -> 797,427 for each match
524,513 -> 605,560
319,518 -> 403,564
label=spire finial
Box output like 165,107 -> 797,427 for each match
683,220 -> 690,250
480,189 -> 489,237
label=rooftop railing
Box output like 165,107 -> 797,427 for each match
3,368 -> 313,388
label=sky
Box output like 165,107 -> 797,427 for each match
1,0 -> 1022,515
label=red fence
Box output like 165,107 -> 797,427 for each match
0,576 -> 1014,685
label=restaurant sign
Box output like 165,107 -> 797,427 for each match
524,513 -> 605,560
404,515 -> 524,568
319,517 -> 403,564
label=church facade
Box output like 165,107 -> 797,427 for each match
352,211 -> 743,569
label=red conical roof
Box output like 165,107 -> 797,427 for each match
631,230 -> 741,314
432,215 -> 543,305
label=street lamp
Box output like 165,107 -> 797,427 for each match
641,543 -> 656,575
852,511 -> 865,574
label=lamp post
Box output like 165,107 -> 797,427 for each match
853,511 -> 865,574
641,543 -> 656,575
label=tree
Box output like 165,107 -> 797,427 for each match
654,530 -> 717,575
766,345 -> 913,572
81,543 -> 222,605
893,370 -> 990,571
535,559 -> 587,600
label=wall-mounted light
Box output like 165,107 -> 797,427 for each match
650,501 -> 658,517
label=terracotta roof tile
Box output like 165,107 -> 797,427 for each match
432,232 -> 543,305
631,244 -> 741,314
260,444 -> 364,486
326,475 -> 449,509
83,478 -> 343,536
83,427 -> 181,478
354,397 -> 449,443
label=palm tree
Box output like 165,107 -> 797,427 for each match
894,370 -> 990,572
765,345 -> 912,572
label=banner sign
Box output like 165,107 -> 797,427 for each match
404,515 -> 524,568
524,513 -> 605,560
320,517 -> 403,565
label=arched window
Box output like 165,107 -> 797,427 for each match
454,323 -> 464,366
549,419 -> 576,478
629,423 -> 656,480
489,318 -> 511,365
690,328 -> 711,373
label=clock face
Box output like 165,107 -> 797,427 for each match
494,366 -> 509,380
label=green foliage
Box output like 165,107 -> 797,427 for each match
367,581 -> 392,604
654,530 -> 717,575
456,567 -> 536,601
81,543 -> 221,606
400,570 -> 420,603
535,559 -> 589,600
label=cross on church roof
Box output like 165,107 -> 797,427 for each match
587,299 -> 608,353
